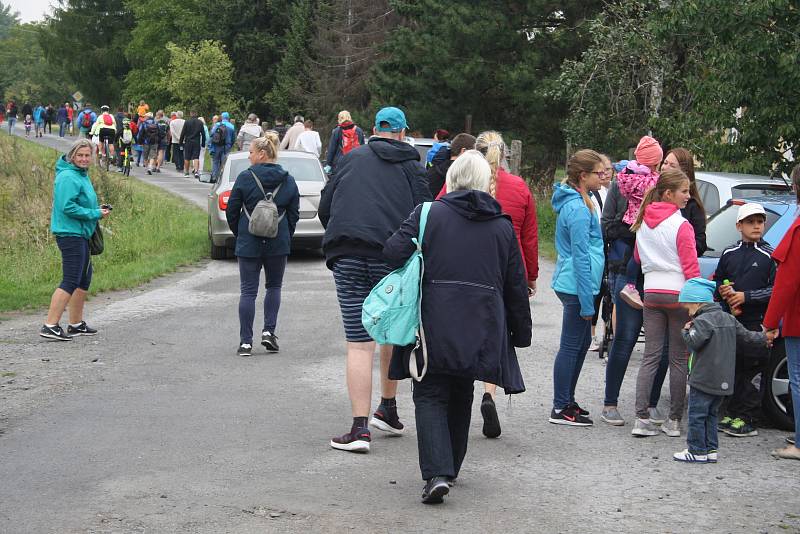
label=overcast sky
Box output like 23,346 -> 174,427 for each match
10,0 -> 52,23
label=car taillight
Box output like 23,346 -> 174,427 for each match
219,190 -> 231,211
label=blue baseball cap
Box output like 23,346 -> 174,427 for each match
221,112 -> 230,120
679,277 -> 716,303
374,107 -> 408,133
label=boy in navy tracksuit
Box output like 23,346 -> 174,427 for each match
714,203 -> 776,437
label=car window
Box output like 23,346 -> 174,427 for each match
227,157 -> 324,183
732,184 -> 792,198
704,203 -> 781,258
696,180 -> 720,214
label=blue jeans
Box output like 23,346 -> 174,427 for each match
59,120 -> 68,137
686,387 -> 723,454
786,336 -> 800,446
238,255 -> 287,344
553,292 -> 592,410
8,117 -> 15,134
211,146 -> 229,179
604,276 -> 669,407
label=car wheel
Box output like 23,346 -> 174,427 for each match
763,338 -> 795,431
210,240 -> 228,260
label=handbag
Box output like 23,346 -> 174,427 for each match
89,224 -> 104,255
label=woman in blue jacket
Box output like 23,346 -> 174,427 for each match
40,139 -> 111,341
225,133 -> 300,357
384,151 -> 532,504
549,149 -> 605,426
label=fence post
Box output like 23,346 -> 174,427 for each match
510,139 -> 522,176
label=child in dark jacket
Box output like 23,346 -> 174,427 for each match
675,278 -> 773,463
714,203 -> 776,437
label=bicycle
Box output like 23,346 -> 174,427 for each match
100,138 -> 111,171
121,145 -> 132,176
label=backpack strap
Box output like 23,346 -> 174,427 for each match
242,170 -> 286,224
409,201 -> 432,382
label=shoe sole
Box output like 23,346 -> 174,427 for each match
723,429 -> 758,437
661,429 -> 681,437
238,352 -> 252,357
481,401 -> 502,438
422,483 -> 449,504
631,430 -> 658,437
68,331 -> 97,337
261,340 -> 279,352
600,415 -> 625,426
619,292 -> 644,310
369,416 -> 404,435
39,332 -> 72,341
673,457 -> 708,463
548,417 -> 592,427
330,440 -> 370,453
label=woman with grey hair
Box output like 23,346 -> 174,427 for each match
237,114 -> 264,152
383,150 -> 532,504
40,139 -> 111,340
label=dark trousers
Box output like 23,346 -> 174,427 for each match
238,255 -> 287,344
687,387 -> 723,455
56,236 -> 92,294
172,143 -> 184,171
413,374 -> 474,481
724,321 -> 768,423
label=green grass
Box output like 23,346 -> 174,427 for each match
0,134 -> 208,314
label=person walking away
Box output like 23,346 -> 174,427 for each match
279,115 -> 305,150
549,149 -> 605,426
630,169 -> 700,438
169,111 -> 186,173
136,112 -> 161,175
273,118 -> 288,141
6,101 -> 16,134
21,102 -> 32,123
40,139 -> 111,341
661,147 -> 707,255
293,120 -> 322,157
117,118 -> 134,172
154,111 -> 169,172
674,278 -> 772,463
763,179 -> 800,460
425,129 -> 450,168
236,114 -> 263,152
56,104 -> 69,138
66,103 -> 74,135
225,134 -> 300,356
45,104 -> 54,134
384,151 -> 531,503
318,106 -> 431,453
588,155 -> 612,352
713,203 -> 776,438
180,111 -> 205,178
23,115 -> 32,138
472,130 -> 538,438
114,107 -> 126,144
33,104 -> 45,137
324,110 -> 365,175
209,112 -> 235,180
198,117 -> 209,172
427,133 -> 475,198
91,106 -> 118,163
76,106 -> 96,139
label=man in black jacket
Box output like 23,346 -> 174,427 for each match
319,106 -> 431,453
425,133 -> 475,198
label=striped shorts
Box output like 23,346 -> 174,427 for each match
332,256 -> 393,342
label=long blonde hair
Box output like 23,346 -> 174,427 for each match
564,149 -> 603,212
475,130 -> 505,198
630,168 -> 689,231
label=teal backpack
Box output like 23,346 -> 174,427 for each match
362,202 -> 431,380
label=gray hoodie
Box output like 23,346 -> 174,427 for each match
682,302 -> 766,396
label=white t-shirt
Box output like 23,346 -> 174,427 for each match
294,130 -> 322,157
169,118 -> 185,142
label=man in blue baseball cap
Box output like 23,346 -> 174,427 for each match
319,106 -> 431,453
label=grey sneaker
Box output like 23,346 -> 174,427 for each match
631,418 -> 658,437
601,407 -> 625,426
661,418 -> 681,437
649,407 -> 666,425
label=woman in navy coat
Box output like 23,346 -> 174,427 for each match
383,150 -> 532,504
226,133 -> 300,357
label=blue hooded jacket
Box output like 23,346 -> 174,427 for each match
50,156 -> 101,239
551,183 -> 604,316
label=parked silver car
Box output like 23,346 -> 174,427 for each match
694,172 -> 791,215
206,150 -> 326,259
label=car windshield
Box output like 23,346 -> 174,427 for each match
732,184 -> 791,199
704,203 -> 781,258
227,156 -> 324,183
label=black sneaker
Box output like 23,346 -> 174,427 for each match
39,324 -> 72,341
421,476 -> 450,504
261,331 -> 279,352
570,401 -> 590,417
330,427 -> 371,453
481,393 -> 502,438
146,169 -> 152,175
154,168 -> 161,173
370,405 -> 404,435
725,418 -> 758,437
237,343 -> 252,357
548,406 -> 593,426
66,321 -> 97,336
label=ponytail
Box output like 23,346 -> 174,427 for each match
475,130 -> 505,198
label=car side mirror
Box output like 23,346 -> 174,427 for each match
198,172 -> 216,184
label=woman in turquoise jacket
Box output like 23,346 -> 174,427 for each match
548,149 -> 605,426
40,139 -> 111,341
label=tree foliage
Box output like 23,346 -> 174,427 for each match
0,23 -> 70,103
0,1 -> 20,39
163,40 -> 238,116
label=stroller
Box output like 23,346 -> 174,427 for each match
597,254 -> 614,360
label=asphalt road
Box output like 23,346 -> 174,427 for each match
1,126 -> 798,533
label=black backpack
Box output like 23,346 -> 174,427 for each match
211,124 -> 227,146
146,122 -> 159,145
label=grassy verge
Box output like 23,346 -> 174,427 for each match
0,134 -> 208,314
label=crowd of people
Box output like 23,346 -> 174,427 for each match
35,100 -> 800,505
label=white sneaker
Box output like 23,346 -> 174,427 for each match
707,450 -> 718,463
661,419 -> 681,437
649,407 -> 666,425
588,339 -> 600,352
631,418 -> 658,437
673,449 -> 707,463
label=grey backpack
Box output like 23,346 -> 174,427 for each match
243,170 -> 284,238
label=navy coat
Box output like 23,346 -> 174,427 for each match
384,190 -> 532,393
225,163 -> 300,258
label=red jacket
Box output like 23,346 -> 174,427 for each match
437,168 -> 539,281
763,215 -> 800,336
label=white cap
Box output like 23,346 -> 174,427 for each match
736,203 -> 766,222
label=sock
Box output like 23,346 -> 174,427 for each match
69,322 -> 83,328
380,397 -> 396,408
352,416 -> 368,430
45,323 -> 57,328
554,408 -> 563,414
